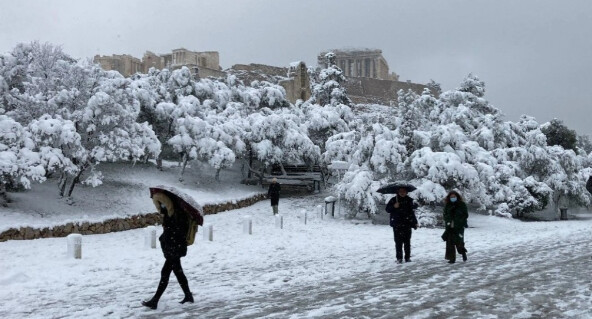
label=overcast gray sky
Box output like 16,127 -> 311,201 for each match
1,0 -> 591,135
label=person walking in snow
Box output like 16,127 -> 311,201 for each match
268,177 -> 281,215
386,187 -> 419,263
586,175 -> 592,195
142,193 -> 193,310
442,191 -> 469,264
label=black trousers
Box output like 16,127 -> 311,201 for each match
393,227 -> 412,261
445,232 -> 467,262
152,257 -> 191,301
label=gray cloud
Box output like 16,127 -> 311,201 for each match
1,0 -> 591,135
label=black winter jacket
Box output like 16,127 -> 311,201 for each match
386,196 -> 418,229
268,183 -> 281,206
587,176 -> 592,195
159,206 -> 189,260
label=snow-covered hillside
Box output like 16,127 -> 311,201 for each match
0,161 -> 264,232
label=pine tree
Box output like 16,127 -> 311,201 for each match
311,52 -> 351,106
541,119 -> 577,151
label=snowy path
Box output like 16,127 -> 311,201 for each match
141,229 -> 592,319
2,197 -> 592,319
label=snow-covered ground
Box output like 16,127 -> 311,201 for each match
1,195 -> 592,318
0,161 -> 265,232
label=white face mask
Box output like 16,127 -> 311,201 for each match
450,197 -> 457,203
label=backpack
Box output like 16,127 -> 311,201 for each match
186,217 -> 199,246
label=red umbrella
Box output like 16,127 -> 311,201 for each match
149,185 -> 204,226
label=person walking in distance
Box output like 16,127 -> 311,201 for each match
268,177 -> 281,215
386,187 -> 419,263
442,191 -> 469,264
142,193 -> 193,310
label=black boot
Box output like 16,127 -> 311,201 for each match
462,252 -> 467,262
142,299 -> 158,310
180,292 -> 194,304
448,259 -> 456,264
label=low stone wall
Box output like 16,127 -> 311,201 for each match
0,193 -> 267,242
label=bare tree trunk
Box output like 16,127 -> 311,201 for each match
247,150 -> 253,178
279,162 -> 287,176
156,155 -> 163,171
179,153 -> 189,182
246,162 -> 266,186
215,168 -> 221,181
0,182 -> 8,207
66,165 -> 87,198
241,162 -> 247,179
260,164 -> 268,186
59,172 -> 68,197
320,168 -> 328,189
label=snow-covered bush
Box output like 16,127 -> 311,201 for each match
327,73 -> 591,217
0,115 -> 45,201
415,205 -> 440,227
168,115 -> 240,181
336,166 -> 380,217
243,108 -> 320,175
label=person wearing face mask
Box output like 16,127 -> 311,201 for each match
442,191 -> 468,264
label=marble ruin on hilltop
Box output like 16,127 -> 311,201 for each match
93,48 -> 426,105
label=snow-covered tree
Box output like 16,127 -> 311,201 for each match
59,74 -> 161,197
0,115 -> 45,205
311,52 -> 351,106
541,118 -> 577,151
1,42 -> 161,199
243,108 -> 320,180
168,115 -> 238,181
576,134 -> 592,154
326,73 -> 591,218
250,80 -> 290,109
26,114 -> 83,178
303,102 -> 353,153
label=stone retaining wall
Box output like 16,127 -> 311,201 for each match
0,193 -> 267,242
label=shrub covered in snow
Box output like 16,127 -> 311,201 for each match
0,115 -> 45,190
326,75 -> 591,217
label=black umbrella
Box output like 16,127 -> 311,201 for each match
150,185 -> 204,226
376,183 -> 417,194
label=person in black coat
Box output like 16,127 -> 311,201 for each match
142,193 -> 193,310
442,191 -> 469,264
586,175 -> 592,195
268,178 -> 281,215
386,188 -> 419,263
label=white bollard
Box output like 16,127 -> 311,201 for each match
67,233 -> 82,259
275,215 -> 283,229
203,225 -> 213,241
317,205 -> 324,220
144,226 -> 157,249
242,216 -> 252,235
